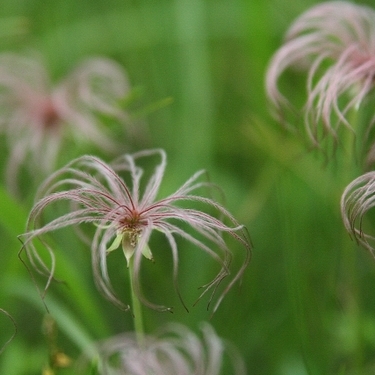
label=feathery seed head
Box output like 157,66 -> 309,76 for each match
0,53 -> 131,193
341,171 -> 375,256
78,323 -> 247,375
266,1 -> 375,149
19,149 -> 251,314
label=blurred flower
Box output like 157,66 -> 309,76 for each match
341,171 -> 375,256
0,308 -> 17,355
266,1 -> 375,148
79,323 -> 246,375
19,149 -> 251,313
0,53 -> 131,193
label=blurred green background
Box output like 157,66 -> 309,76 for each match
1,0 -> 375,374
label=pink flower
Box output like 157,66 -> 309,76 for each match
0,53 -> 131,193
341,171 -> 375,256
266,1 -> 375,148
19,149 -> 251,314
78,323 -> 247,375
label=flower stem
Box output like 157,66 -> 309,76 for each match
338,106 -> 364,369
128,256 -> 145,345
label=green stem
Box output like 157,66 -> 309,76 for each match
339,106 -> 363,370
128,256 -> 145,345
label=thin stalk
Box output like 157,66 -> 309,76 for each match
337,106 -> 364,371
128,256 -> 145,345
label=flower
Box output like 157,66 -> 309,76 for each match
19,149 -> 251,313
0,308 -> 17,355
0,53 -> 131,193
78,323 -> 247,375
341,171 -> 375,256
266,1 -> 375,148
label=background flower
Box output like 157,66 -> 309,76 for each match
266,1 -> 375,149
78,323 -> 246,375
0,308 -> 16,355
0,53 -> 132,194
341,171 -> 375,256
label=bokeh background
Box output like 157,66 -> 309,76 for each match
2,0 -> 375,374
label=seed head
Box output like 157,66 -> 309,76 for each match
19,149 -> 251,314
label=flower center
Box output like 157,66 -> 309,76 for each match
119,211 -> 143,247
125,227 -> 142,248
28,95 -> 61,130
